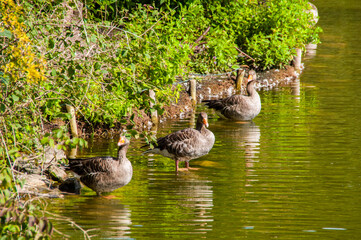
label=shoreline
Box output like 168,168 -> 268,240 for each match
16,66 -> 300,198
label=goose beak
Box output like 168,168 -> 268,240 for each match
118,136 -> 125,146
203,118 -> 209,128
247,74 -> 253,82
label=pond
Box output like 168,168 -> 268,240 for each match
48,0 -> 361,239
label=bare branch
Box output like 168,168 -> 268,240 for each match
235,47 -> 255,62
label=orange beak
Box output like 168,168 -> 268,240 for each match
247,74 -> 253,82
118,136 -> 125,146
203,118 -> 209,128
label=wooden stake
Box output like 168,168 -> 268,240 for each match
68,147 -> 78,159
236,69 -> 245,94
149,90 -> 158,125
190,79 -> 197,105
66,104 -> 78,138
293,48 -> 302,71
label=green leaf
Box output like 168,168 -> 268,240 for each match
78,138 -> 84,147
56,130 -> 63,139
12,94 -> 19,102
130,63 -> 135,72
0,29 -> 12,39
67,66 -> 75,77
0,103 -> 5,113
121,50 -> 128,57
94,62 -> 101,70
73,138 -> 79,145
40,137 -> 49,145
48,38 -> 55,49
49,138 -> 55,147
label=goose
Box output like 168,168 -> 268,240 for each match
144,112 -> 215,172
67,135 -> 132,195
203,70 -> 261,121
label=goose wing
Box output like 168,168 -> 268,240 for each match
68,157 -> 117,176
156,128 -> 202,157
205,94 -> 246,110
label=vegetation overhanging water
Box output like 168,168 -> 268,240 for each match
0,0 -> 331,238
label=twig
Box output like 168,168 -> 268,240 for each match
235,47 -> 255,62
45,211 -> 96,240
139,14 -> 165,38
191,26 -> 211,48
17,190 -> 62,199
0,126 -> 20,201
74,1 -> 89,45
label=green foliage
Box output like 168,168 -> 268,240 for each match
2,0 -> 320,137
0,168 -> 53,239
0,0 -> 322,156
203,0 -> 321,69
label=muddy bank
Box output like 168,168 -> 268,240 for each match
161,66 -> 298,120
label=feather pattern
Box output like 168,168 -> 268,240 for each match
203,70 -> 261,121
67,136 -> 132,195
144,112 -> 215,171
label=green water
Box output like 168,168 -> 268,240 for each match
49,0 -> 361,238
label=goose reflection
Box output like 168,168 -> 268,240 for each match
215,121 -> 261,187
146,170 -> 214,235
58,196 -> 132,238
217,121 -> 260,156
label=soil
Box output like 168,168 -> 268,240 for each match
152,66 -> 298,123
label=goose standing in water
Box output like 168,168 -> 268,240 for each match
144,112 -> 215,172
203,70 -> 261,121
67,135 -> 132,196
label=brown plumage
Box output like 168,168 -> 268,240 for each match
144,112 -> 215,172
203,70 -> 261,121
67,136 -> 132,195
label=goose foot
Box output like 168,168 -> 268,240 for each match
178,168 -> 189,171
102,195 -> 117,199
187,167 -> 200,171
235,121 -> 250,124
185,162 -> 199,171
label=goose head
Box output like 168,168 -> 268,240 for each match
197,112 -> 209,129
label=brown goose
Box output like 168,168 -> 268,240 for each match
203,70 -> 261,121
67,135 -> 132,195
144,112 -> 215,172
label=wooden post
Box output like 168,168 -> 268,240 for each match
293,48 -> 302,71
68,147 -> 78,159
190,79 -> 197,105
149,90 -> 158,125
66,104 -> 78,137
189,111 -> 195,129
236,69 -> 245,94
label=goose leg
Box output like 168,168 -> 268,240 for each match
186,161 -> 199,171
175,159 -> 179,172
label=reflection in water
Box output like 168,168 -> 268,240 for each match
53,196 -> 132,238
291,77 -> 300,101
144,169 -> 214,235
175,172 -> 214,234
213,121 -> 261,188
